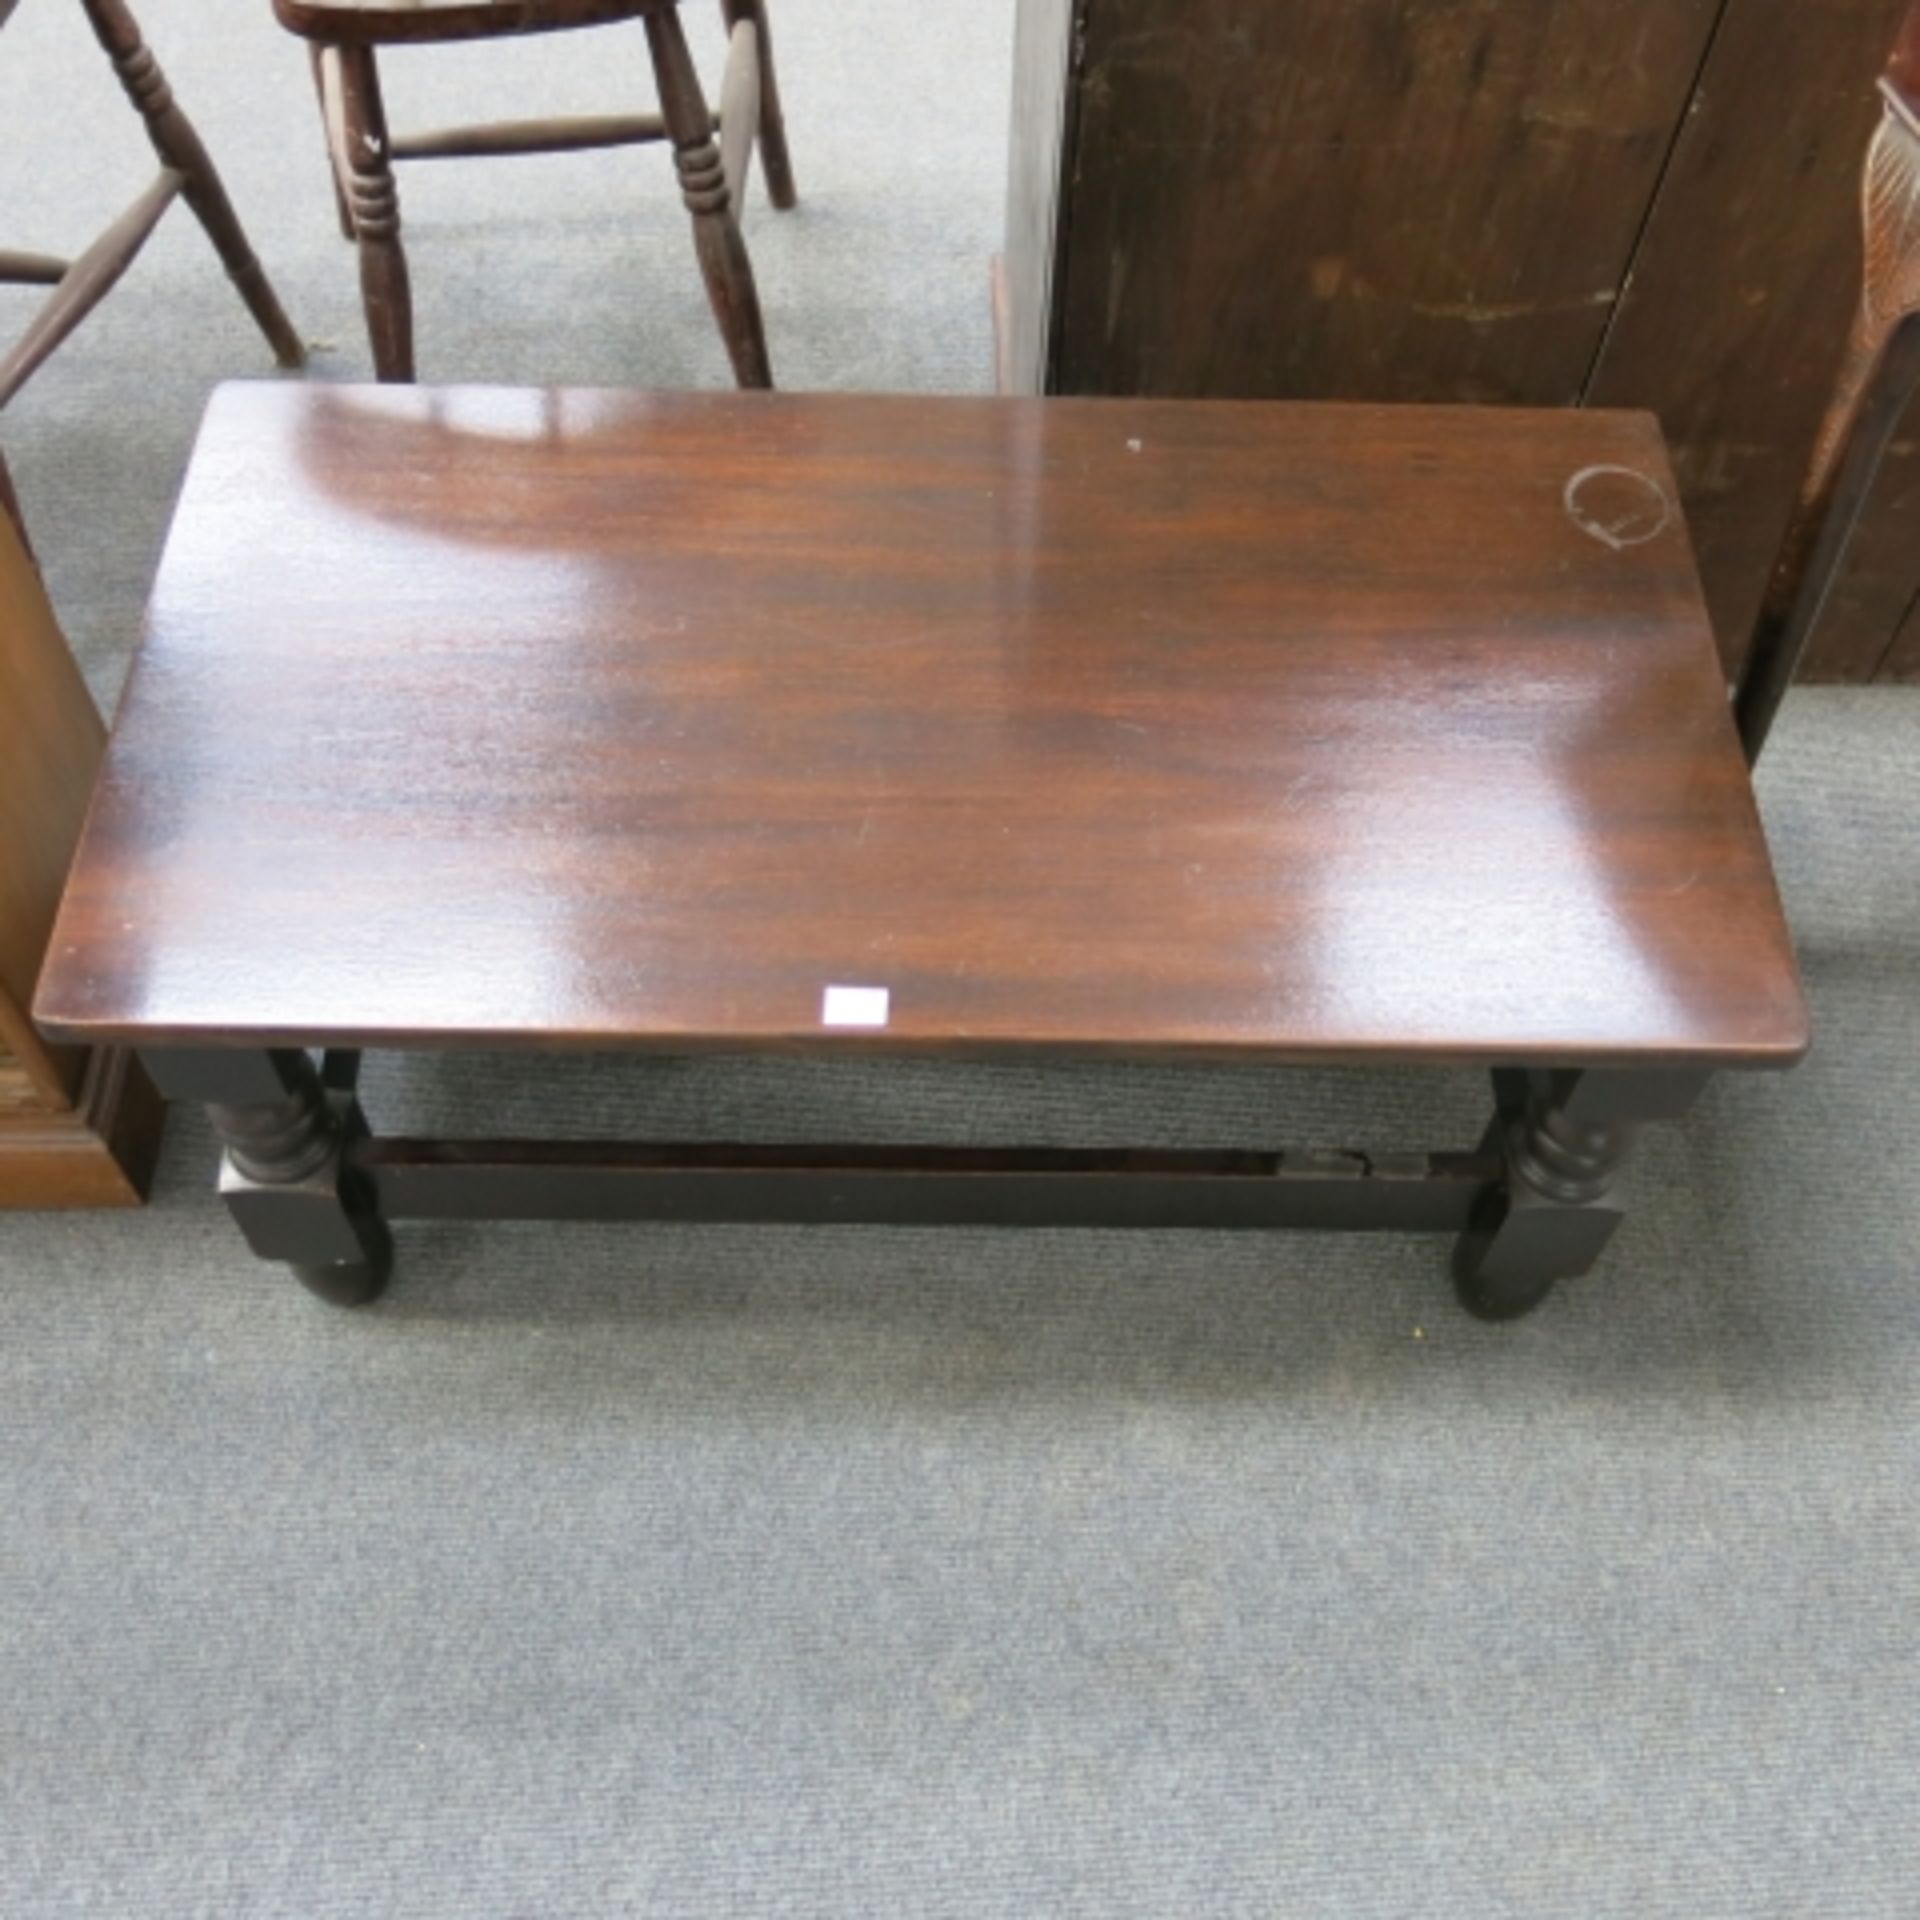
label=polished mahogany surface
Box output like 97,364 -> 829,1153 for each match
36,383 -> 1806,1066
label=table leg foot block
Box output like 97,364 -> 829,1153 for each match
221,1141 -> 392,1306
1450,1069 -> 1646,1321
1451,1194 -> 1623,1321
292,1231 -> 391,1308
142,1048 -> 394,1305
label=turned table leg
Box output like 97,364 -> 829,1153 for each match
1452,1068 -> 1708,1320
647,4 -> 773,389
79,0 -> 305,369
143,1049 -> 390,1306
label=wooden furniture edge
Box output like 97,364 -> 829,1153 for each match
28,1013 -> 1814,1073
990,253 -> 1013,395
0,1045 -> 163,1209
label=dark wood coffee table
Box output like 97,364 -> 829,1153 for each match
33,383 -> 1808,1317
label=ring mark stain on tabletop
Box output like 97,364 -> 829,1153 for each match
1563,464 -> 1673,550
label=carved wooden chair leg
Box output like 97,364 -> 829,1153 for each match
78,0 -> 304,369
720,0 -> 797,210
1452,1069 -> 1707,1321
646,4 -> 773,389
329,43 -> 415,383
143,1049 -> 391,1306
1734,18 -> 1920,762
309,44 -> 356,241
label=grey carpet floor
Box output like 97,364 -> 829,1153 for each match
4,5 -> 1920,1916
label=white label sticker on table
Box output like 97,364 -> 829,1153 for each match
822,985 -> 890,1029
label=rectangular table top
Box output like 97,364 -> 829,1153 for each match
36,382 -> 1807,1067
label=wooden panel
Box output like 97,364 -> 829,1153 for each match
1049,0 -> 1724,403
0,494 -> 102,1105
0,1047 -> 161,1209
37,382 -> 1804,1068
1589,0 -> 1920,679
1007,0 -> 1917,679
0,1044 -> 45,1111
999,0 -> 1079,395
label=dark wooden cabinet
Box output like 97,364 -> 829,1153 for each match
1003,0 -> 1919,683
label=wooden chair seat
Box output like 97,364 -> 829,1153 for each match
273,0 -> 659,46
